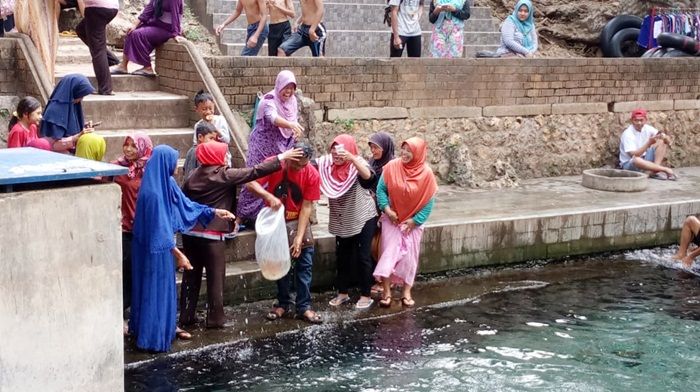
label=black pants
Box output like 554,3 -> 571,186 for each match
122,232 -> 133,313
75,7 -> 119,94
390,34 -> 421,58
335,217 -> 378,297
179,235 -> 227,328
268,20 -> 292,56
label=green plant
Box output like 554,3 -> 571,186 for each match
0,108 -> 9,119
333,118 -> 355,131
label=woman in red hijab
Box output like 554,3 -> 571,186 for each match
179,141 -> 302,328
318,134 -> 378,310
373,137 -> 438,308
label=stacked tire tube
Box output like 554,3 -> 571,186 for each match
641,32 -> 700,58
600,15 -> 644,58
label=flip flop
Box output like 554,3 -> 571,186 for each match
329,295 -> 351,306
132,68 -> 156,77
379,296 -> 392,308
298,310 -> 323,324
175,328 -> 192,340
110,66 -> 127,75
354,298 -> 374,310
266,306 -> 287,321
651,172 -> 668,180
401,297 -> 415,308
667,173 -> 678,181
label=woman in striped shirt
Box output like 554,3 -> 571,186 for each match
318,134 -> 378,310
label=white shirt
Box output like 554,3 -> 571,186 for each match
193,115 -> 232,145
389,0 -> 423,37
619,124 -> 658,165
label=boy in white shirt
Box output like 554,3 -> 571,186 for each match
619,109 -> 676,180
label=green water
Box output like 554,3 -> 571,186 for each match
126,250 -> 700,391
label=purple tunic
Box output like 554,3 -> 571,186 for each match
236,100 -> 295,221
124,0 -> 183,67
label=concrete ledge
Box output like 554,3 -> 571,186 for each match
327,107 -> 409,121
408,106 -> 482,119
613,100 -> 675,113
674,99 -> 700,110
552,102 -> 608,115
483,104 -> 551,117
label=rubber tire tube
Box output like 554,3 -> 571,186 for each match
651,47 -> 668,58
600,15 -> 643,57
662,48 -> 694,57
609,27 -> 643,58
656,32 -> 700,55
641,47 -> 661,58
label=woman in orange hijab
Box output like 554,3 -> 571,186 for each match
373,137 -> 438,308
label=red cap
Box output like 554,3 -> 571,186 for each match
631,109 -> 648,120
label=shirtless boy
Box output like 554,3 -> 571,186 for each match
267,0 -> 296,56
278,0 -> 325,57
215,0 -> 269,56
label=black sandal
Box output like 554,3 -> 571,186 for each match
266,306 -> 287,321
401,297 -> 415,308
379,296 -> 392,308
298,310 -> 323,324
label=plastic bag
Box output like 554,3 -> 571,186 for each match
255,206 -> 291,280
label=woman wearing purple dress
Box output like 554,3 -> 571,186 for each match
110,0 -> 183,77
237,70 -> 304,225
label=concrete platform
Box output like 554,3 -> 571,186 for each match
188,166 -> 700,307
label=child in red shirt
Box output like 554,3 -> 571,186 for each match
7,96 -> 42,148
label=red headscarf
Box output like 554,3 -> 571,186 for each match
383,137 -> 438,223
196,141 -> 228,166
631,108 -> 648,120
318,134 -> 361,199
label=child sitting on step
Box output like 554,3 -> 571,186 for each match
7,96 -> 43,148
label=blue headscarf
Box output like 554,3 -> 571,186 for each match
507,0 -> 535,51
133,145 -> 214,253
40,74 -> 95,139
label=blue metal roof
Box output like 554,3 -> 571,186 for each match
0,147 -> 128,187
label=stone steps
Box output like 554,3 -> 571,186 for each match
81,91 -> 191,130
55,64 -> 159,92
96,128 -> 194,161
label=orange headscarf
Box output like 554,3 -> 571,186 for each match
383,137 -> 438,223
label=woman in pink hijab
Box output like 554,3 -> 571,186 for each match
237,70 -> 305,224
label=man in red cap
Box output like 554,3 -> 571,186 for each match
619,108 -> 676,180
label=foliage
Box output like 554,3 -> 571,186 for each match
333,118 -> 355,131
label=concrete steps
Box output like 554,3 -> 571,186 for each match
200,1 -> 501,58
55,37 -> 195,161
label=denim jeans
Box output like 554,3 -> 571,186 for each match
276,247 -> 314,314
241,21 -> 269,56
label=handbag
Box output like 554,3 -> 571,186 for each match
286,219 -> 314,249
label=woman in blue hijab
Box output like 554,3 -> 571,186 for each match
40,74 -> 96,153
495,0 -> 538,57
129,145 -> 234,352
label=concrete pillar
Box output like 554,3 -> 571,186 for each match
0,183 -> 124,391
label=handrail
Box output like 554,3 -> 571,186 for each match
7,32 -> 54,104
176,39 -> 249,163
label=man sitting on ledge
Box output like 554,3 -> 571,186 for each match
619,108 -> 677,180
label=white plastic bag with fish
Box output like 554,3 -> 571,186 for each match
255,206 -> 291,280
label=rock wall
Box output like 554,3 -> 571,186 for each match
311,109 -> 700,188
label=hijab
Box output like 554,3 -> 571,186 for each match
75,133 -> 106,161
40,74 -> 95,139
256,70 -> 298,138
382,137 -> 438,223
132,145 -> 213,252
196,141 -> 228,166
368,132 -> 395,176
507,0 -> 535,51
114,133 -> 153,179
318,134 -> 361,199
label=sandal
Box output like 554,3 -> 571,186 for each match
266,306 -> 287,321
651,172 -> 668,180
370,284 -> 384,296
379,296 -> 392,308
298,310 -> 323,324
667,173 -> 678,181
109,66 -> 127,75
355,297 -> 374,310
175,327 -> 192,340
132,68 -> 156,77
401,297 -> 415,308
329,295 -> 351,307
